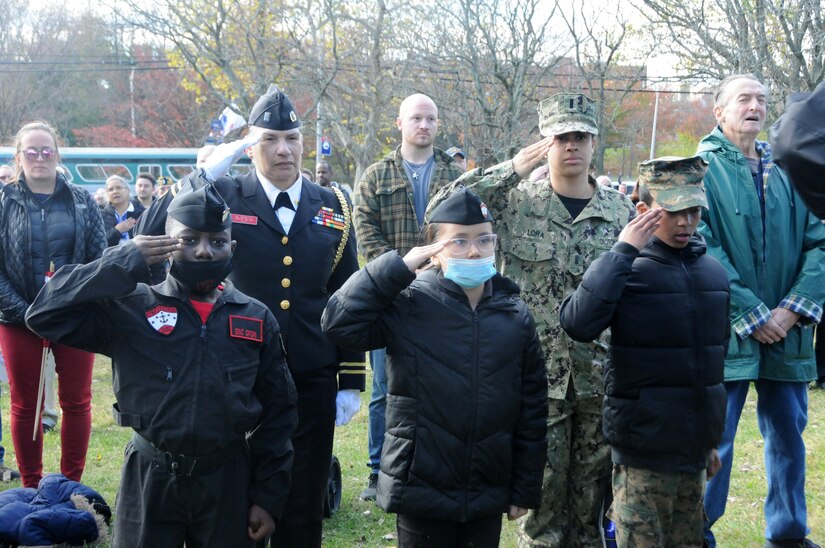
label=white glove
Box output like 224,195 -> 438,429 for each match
201,134 -> 260,180
335,389 -> 361,426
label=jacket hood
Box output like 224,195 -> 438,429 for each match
697,126 -> 746,162
416,268 -> 521,305
698,126 -> 772,163
5,171 -> 70,202
644,234 -> 707,261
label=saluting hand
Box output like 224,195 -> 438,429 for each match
402,241 -> 446,273
618,208 -> 663,251
513,136 -> 555,178
132,234 -> 180,265
202,133 -> 261,180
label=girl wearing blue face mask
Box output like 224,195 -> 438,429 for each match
322,188 -> 548,547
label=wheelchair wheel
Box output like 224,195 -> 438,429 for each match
323,455 -> 342,518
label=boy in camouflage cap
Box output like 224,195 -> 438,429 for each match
559,155 -> 730,547
636,155 -> 708,215
427,93 -> 635,546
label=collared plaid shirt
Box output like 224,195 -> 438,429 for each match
731,140 -> 823,338
353,147 -> 462,261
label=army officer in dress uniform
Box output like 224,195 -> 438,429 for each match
137,85 -> 366,547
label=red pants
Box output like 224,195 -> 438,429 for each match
0,323 -> 93,488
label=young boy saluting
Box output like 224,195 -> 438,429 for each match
26,184 -> 298,547
559,156 -> 730,547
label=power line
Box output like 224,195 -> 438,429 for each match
0,58 -> 716,95
0,66 -> 180,74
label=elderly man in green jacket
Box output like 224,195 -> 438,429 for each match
698,74 -> 825,548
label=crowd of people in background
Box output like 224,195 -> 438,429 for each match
0,73 -> 822,548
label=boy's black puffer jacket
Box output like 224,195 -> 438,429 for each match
560,236 -> 730,473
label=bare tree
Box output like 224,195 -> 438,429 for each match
420,0 -> 570,165
118,0 -> 416,181
560,2 -> 653,173
118,0 -> 294,112
638,0 -> 824,97
0,2 -> 122,143
311,0 -> 408,183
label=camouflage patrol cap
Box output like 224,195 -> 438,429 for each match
638,155 -> 709,212
248,84 -> 301,130
537,93 -> 599,137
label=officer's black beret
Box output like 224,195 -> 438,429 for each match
428,187 -> 494,225
248,84 -> 301,130
167,184 -> 231,232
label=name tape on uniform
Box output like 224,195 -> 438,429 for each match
231,214 -> 258,225
229,315 -> 263,342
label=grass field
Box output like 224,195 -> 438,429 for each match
1,355 -> 823,547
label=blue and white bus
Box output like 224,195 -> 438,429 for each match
0,147 -> 253,190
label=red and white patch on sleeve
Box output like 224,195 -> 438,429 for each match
146,305 -> 178,335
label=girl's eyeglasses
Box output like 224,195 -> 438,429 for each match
22,147 -> 57,161
444,234 -> 497,255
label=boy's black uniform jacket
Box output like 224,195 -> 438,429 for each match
25,244 -> 298,521
136,171 -> 365,389
560,235 -> 730,474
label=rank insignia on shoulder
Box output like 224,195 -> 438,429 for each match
230,316 -> 264,342
312,206 -> 346,230
146,305 -> 178,335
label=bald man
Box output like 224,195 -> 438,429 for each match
352,93 -> 462,501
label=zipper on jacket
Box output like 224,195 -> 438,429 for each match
680,256 -> 703,465
40,207 -> 52,284
462,310 -> 481,521
186,306 -> 210,455
188,297 -> 226,454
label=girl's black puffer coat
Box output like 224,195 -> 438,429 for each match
322,251 -> 547,522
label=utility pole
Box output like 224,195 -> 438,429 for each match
130,64 -> 136,138
649,90 -> 659,160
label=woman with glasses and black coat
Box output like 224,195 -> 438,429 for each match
0,121 -> 105,487
322,188 -> 547,547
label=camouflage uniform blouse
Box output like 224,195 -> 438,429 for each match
429,161 -> 636,400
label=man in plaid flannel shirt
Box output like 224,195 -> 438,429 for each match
697,74 -> 825,548
352,93 -> 462,501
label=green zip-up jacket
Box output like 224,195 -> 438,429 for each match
697,126 -> 825,382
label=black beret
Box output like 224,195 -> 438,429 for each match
167,184 -> 231,232
428,187 -> 494,225
248,84 -> 301,130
